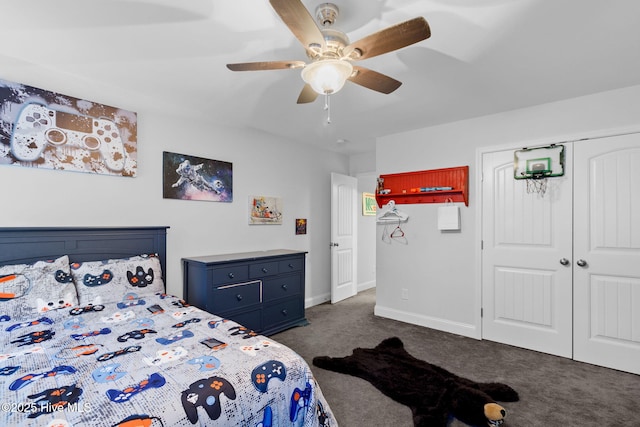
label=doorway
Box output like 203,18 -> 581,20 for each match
330,172 -> 358,303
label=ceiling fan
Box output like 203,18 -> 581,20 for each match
226,0 -> 431,104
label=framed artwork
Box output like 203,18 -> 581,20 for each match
162,151 -> 232,202
0,77 -> 137,176
362,192 -> 377,216
249,195 -> 282,224
296,218 -> 307,235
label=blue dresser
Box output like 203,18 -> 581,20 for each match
182,250 -> 308,335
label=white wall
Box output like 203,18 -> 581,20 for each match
356,171 -> 377,291
1,98 -> 349,305
351,151 -> 377,292
375,84 -> 640,338
348,151 -> 375,176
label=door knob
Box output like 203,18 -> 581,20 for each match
559,258 -> 570,266
576,259 -> 588,267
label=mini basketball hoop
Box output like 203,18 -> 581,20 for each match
514,144 -> 565,196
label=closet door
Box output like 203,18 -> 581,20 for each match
481,146 -> 573,357
573,134 -> 640,375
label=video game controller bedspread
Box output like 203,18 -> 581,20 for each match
0,293 -> 336,427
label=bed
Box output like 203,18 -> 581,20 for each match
0,227 -> 337,427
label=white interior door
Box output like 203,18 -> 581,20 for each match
481,146 -> 573,357
330,172 -> 357,304
573,134 -> 640,375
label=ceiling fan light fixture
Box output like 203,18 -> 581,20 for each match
301,59 -> 353,95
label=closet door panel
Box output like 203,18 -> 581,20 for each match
481,147 -> 573,357
573,133 -> 640,375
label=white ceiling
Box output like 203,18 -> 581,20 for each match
2,0 -> 640,155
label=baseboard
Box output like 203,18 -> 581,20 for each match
357,280 -> 376,292
374,304 -> 480,339
306,283 -> 375,308
305,292 -> 331,308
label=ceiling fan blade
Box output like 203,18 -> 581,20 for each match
297,84 -> 319,104
344,17 -> 430,61
227,61 -> 305,71
269,0 -> 325,51
349,66 -> 402,94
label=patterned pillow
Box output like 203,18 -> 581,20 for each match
0,255 -> 76,318
71,254 -> 165,305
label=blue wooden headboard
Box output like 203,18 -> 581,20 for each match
0,227 -> 169,280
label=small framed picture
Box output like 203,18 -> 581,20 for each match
249,195 -> 283,225
362,192 -> 377,216
296,218 -> 307,235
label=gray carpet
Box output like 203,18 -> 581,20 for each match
272,288 -> 640,427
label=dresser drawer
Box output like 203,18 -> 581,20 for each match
222,309 -> 262,333
263,274 -> 301,302
264,298 -> 304,327
211,264 -> 249,285
249,261 -> 279,279
279,257 -> 303,273
210,280 -> 261,313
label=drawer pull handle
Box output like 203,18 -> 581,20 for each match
236,294 -> 243,301
288,263 -> 294,269
261,268 -> 268,273
228,272 -> 235,279
281,284 -> 288,291
281,309 -> 288,316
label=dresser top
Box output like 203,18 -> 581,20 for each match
182,249 -> 306,264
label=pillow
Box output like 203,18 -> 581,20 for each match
0,255 -> 77,318
71,254 -> 165,305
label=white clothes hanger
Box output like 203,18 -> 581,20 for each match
376,200 -> 409,223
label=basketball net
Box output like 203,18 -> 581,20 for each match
521,171 -> 549,196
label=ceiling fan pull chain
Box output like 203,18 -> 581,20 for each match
324,93 -> 331,125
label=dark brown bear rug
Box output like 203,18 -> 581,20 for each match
313,337 -> 519,427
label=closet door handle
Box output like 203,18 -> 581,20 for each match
559,258 -> 570,266
577,259 -> 588,267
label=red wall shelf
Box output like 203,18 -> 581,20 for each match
376,166 -> 469,207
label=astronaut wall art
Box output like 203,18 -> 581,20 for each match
162,151 -> 232,202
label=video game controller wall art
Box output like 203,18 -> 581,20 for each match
0,78 -> 137,176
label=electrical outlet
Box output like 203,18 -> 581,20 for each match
401,288 -> 409,300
